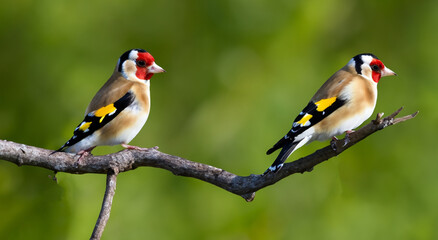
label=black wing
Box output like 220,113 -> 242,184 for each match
56,91 -> 135,151
267,96 -> 346,155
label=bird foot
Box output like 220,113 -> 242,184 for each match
76,147 -> 95,164
330,136 -> 338,151
121,144 -> 149,151
343,130 -> 355,147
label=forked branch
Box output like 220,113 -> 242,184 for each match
0,107 -> 418,201
0,107 -> 418,239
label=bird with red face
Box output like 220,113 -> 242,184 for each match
56,49 -> 165,160
265,53 -> 396,174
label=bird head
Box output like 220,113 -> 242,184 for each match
350,53 -> 396,83
117,49 -> 165,82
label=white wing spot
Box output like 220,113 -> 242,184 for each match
303,120 -> 311,127
108,109 -> 117,116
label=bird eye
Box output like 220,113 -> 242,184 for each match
371,64 -> 380,72
137,60 -> 146,67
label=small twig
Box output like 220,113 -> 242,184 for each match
90,169 -> 118,240
388,106 -> 404,119
393,110 -> 419,124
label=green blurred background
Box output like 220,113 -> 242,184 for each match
0,0 -> 437,239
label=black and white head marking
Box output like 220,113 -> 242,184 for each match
350,53 -> 378,75
117,49 -> 147,73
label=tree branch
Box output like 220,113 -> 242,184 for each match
90,170 -> 118,240
0,107 -> 418,201
0,107 -> 418,239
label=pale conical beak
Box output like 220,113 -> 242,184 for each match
382,67 -> 397,77
148,62 -> 165,73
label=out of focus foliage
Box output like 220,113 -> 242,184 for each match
0,0 -> 437,239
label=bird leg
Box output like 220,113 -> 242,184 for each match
330,136 -> 338,151
343,130 -> 355,147
121,144 -> 149,151
76,146 -> 95,164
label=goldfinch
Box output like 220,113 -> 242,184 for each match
265,53 -> 396,174
56,49 -> 165,160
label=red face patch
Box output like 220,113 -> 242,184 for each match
137,52 -> 155,66
370,59 -> 384,83
135,52 -> 155,80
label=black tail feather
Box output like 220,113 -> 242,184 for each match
264,141 -> 300,174
266,137 -> 289,155
50,144 -> 67,155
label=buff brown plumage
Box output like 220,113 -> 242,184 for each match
265,53 -> 396,173
56,49 -> 165,160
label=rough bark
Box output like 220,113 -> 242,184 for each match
90,170 -> 118,240
0,107 -> 418,239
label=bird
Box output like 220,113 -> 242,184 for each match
55,48 -> 165,161
264,53 -> 396,174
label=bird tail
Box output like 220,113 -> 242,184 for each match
50,144 -> 68,155
264,141 -> 300,174
264,135 -> 312,174
266,137 -> 288,155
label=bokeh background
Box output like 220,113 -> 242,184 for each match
1,0 -> 437,239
